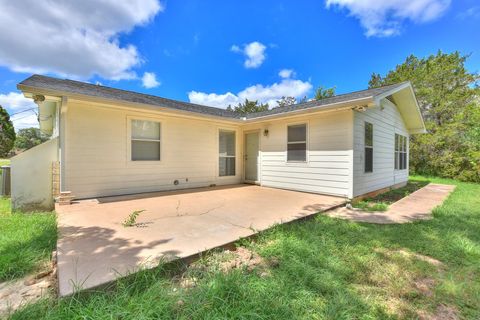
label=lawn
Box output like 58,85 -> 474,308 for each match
0,197 -> 57,281
10,176 -> 480,319
0,159 -> 10,167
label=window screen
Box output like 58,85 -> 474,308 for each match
131,119 -> 160,161
219,130 -> 236,176
365,122 -> 373,173
395,133 -> 407,170
287,124 -> 307,161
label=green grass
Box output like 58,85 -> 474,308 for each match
0,197 -> 57,281
10,176 -> 480,319
353,179 -> 429,212
0,158 -> 10,167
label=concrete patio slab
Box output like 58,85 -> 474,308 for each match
56,185 -> 344,296
325,183 -> 455,224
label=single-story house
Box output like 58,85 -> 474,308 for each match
11,75 -> 426,211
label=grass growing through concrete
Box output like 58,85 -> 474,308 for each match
0,198 -> 57,281
11,176 -> 480,319
353,179 -> 429,212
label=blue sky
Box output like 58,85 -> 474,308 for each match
0,0 -> 479,129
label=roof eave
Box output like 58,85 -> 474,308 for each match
245,96 -> 374,122
17,83 -> 244,124
373,82 -> 427,135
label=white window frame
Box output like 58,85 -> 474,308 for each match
364,121 -> 373,173
286,122 -> 308,163
395,133 -> 407,170
218,129 -> 236,177
127,116 -> 162,164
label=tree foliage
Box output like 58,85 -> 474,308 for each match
0,106 -> 15,157
226,99 -> 269,115
314,86 -> 336,100
14,127 -> 49,151
276,96 -> 297,107
370,51 -> 480,182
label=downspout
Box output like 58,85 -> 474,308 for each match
59,96 -> 68,192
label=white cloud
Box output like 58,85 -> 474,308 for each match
231,41 -> 267,69
279,69 -> 295,79
142,72 -> 161,88
326,0 -> 451,37
0,92 -> 38,129
0,92 -> 34,111
10,113 -> 39,130
0,0 -> 163,80
188,78 -> 312,109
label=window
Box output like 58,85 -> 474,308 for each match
131,119 -> 160,161
364,122 -> 373,173
219,130 -> 236,176
395,134 -> 407,170
287,124 -> 307,162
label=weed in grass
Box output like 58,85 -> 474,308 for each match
121,209 -> 145,227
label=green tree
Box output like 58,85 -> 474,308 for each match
276,96 -> 297,107
0,106 -> 15,157
314,86 -> 336,100
369,51 -> 480,182
226,99 -> 269,115
14,127 -> 49,150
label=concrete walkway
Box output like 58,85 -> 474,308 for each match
56,185 -> 344,296
325,183 -> 455,224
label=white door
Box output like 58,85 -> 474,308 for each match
244,132 -> 259,182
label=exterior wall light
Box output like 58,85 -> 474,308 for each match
263,129 -> 269,137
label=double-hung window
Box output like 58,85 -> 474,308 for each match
364,122 -> 373,173
131,119 -> 161,161
219,130 -> 236,176
395,134 -> 407,170
287,124 -> 307,162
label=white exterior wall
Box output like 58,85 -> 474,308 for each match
243,110 -> 354,198
11,138 -> 59,211
353,99 -> 409,197
64,101 -> 243,199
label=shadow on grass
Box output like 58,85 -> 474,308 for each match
0,211 -> 57,281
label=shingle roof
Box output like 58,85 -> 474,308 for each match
18,74 -> 407,120
19,75 -> 239,118
245,82 -> 407,119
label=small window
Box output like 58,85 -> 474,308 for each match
395,133 -> 407,170
131,119 -> 160,161
219,130 -> 236,176
364,122 -> 373,173
287,124 -> 307,162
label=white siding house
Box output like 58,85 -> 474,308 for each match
353,98 -> 410,197
11,75 -> 426,211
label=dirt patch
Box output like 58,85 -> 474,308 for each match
414,277 -> 436,297
174,247 -> 279,291
0,251 -> 56,317
418,304 -> 459,320
0,271 -> 54,317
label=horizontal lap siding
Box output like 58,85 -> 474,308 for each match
65,102 -> 242,198
254,110 -> 353,197
353,99 -> 409,197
